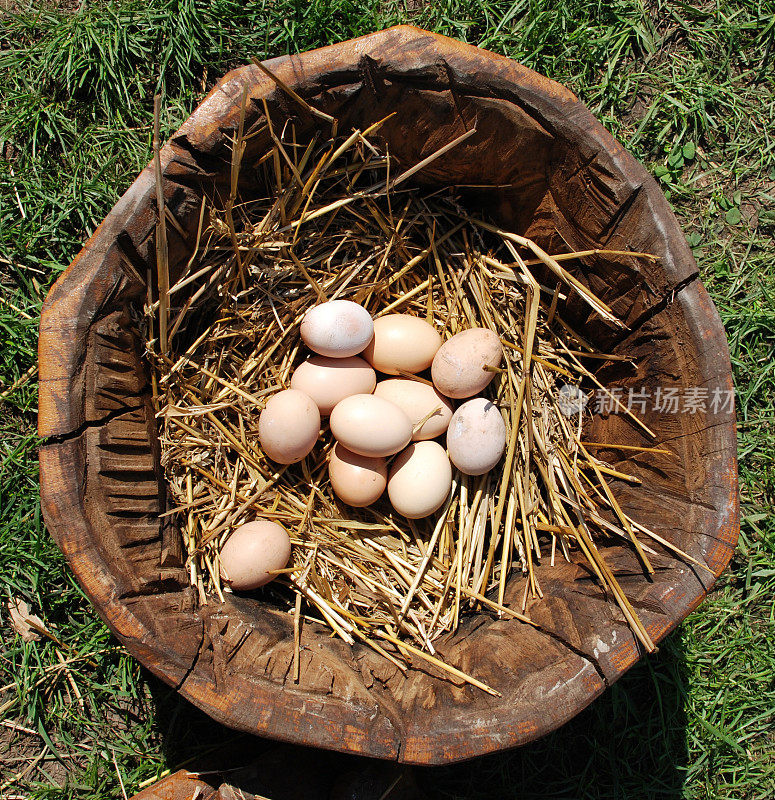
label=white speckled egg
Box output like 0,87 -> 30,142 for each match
387,441 -> 452,519
258,388 -> 320,464
446,397 -> 507,475
300,300 -> 374,358
219,520 -> 291,590
290,355 -> 376,415
329,394 -> 412,457
431,328 -> 503,399
373,379 -> 453,441
363,314 -> 442,375
328,442 -> 387,507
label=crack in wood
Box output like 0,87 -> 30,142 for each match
612,272 -> 700,346
41,402 -> 145,446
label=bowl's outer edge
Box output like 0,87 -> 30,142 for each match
38,25 -> 739,765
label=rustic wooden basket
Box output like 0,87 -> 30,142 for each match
38,27 -> 739,765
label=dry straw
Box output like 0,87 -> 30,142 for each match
145,87 -> 706,692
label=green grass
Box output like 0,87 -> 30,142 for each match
1,0 -> 773,797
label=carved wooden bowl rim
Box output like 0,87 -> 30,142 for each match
38,26 -> 739,765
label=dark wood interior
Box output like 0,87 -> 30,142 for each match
38,26 -> 738,765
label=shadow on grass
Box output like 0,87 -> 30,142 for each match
419,630 -> 689,800
147,629 -> 688,800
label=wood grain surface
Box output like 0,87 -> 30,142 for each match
38,26 -> 739,765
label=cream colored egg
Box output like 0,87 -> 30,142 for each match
219,520 -> 291,590
363,314 -> 442,375
373,378 -> 453,441
329,394 -> 412,457
328,442 -> 387,507
290,355 -> 376,415
258,388 -> 320,464
387,441 -> 452,519
431,328 -> 503,399
446,397 -> 507,475
300,300 -> 374,358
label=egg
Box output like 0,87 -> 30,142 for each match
329,394 -> 412,457
387,441 -> 452,519
363,314 -> 442,375
258,388 -> 320,464
373,378 -> 453,441
290,355 -> 376,415
300,300 -> 374,358
219,520 -> 291,590
446,397 -> 507,475
431,328 -> 503,399
328,442 -> 387,507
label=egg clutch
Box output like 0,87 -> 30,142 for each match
280,305 -> 502,498
147,108 -> 689,685
223,303 -> 508,590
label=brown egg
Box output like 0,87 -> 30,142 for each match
363,314 -> 442,375
446,397 -> 507,475
387,441 -> 453,519
373,378 -> 453,440
290,355 -> 376,415
328,442 -> 387,507
329,394 -> 412,457
219,520 -> 291,590
258,388 -> 320,464
431,328 -> 503,399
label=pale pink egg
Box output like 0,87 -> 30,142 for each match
373,378 -> 453,440
387,441 -> 452,519
431,328 -> 503,399
363,314 -> 442,375
300,300 -> 373,358
258,388 -> 320,464
328,442 -> 387,507
329,394 -> 412,457
219,520 -> 291,590
290,355 -> 376,415
446,397 -> 507,475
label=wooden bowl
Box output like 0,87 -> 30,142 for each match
38,27 -> 739,765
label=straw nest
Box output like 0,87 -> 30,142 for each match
144,86 -> 706,692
